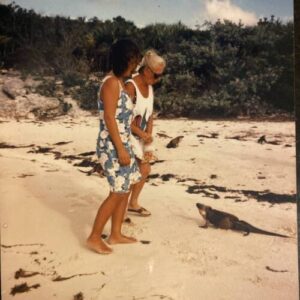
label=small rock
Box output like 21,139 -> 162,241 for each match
2,78 -> 25,99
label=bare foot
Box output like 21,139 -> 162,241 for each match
107,234 -> 137,245
86,237 -> 113,254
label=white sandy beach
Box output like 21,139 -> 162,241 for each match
0,115 -> 298,300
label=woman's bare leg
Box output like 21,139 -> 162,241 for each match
108,191 -> 137,244
87,192 -> 121,254
129,161 -> 151,209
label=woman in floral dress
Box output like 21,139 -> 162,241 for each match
87,39 -> 141,254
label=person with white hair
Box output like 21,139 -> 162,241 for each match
125,49 -> 166,217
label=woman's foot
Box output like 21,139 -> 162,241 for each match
86,236 -> 113,254
107,234 -> 137,245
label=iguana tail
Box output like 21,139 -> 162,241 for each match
233,220 -> 290,238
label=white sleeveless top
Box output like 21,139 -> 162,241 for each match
126,78 -> 154,127
126,77 -> 155,159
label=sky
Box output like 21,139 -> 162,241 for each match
1,0 -> 294,28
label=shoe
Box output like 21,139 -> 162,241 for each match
128,206 -> 151,217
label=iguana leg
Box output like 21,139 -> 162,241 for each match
199,221 -> 208,228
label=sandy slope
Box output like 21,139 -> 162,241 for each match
0,116 -> 297,300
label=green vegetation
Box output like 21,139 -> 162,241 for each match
0,3 -> 294,117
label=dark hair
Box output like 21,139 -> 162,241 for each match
108,39 -> 141,76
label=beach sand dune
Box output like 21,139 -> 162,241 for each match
0,116 -> 297,300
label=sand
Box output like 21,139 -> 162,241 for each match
0,115 -> 298,300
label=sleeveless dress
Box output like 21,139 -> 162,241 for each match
96,76 -> 141,193
126,78 -> 155,160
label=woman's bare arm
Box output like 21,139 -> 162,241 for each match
125,81 -> 136,100
145,114 -> 153,135
131,119 -> 151,141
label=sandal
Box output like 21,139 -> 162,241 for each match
127,207 -> 151,217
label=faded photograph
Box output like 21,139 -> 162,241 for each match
0,1 -> 297,299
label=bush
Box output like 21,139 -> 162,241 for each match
62,71 -> 86,88
71,80 -> 99,110
0,4 -> 294,118
36,80 -> 56,97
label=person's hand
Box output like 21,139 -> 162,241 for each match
141,132 -> 153,144
117,147 -> 131,166
143,151 -> 157,163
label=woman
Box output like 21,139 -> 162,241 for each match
125,49 -> 166,217
87,39 -> 141,254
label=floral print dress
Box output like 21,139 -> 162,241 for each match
96,76 -> 141,193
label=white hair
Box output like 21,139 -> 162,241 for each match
141,49 -> 166,71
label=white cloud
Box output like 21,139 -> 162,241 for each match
203,0 -> 258,25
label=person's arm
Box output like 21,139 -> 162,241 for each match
145,114 -> 153,135
101,77 -> 130,166
131,118 -> 151,140
142,115 -> 153,145
144,87 -> 154,142
132,119 -> 152,143
125,80 -> 136,102
126,81 -> 152,143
